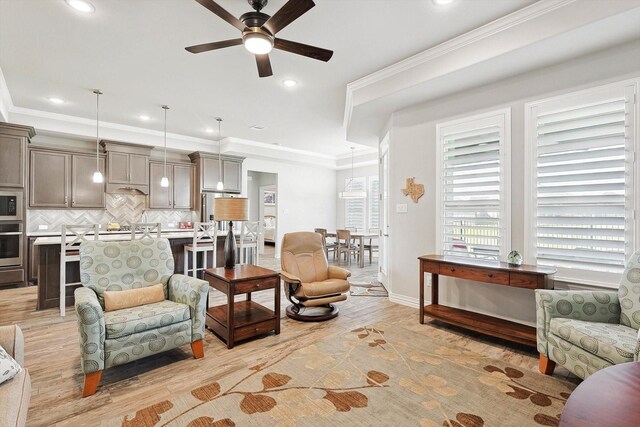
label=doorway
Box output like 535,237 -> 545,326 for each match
378,135 -> 390,287
247,171 -> 278,257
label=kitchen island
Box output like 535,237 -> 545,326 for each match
33,231 -> 229,310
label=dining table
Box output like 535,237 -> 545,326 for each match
326,231 -> 378,268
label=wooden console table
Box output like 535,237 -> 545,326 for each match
419,255 -> 555,347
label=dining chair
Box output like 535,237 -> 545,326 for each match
183,222 -> 217,278
365,228 -> 379,264
60,224 -> 99,316
314,228 -> 337,260
336,229 -> 359,265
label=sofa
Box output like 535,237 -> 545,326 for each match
0,325 -> 30,427
76,238 -> 209,396
535,250 -> 640,379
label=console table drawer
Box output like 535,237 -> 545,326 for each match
421,260 -> 439,274
234,277 -> 277,294
510,272 -> 544,289
439,264 -> 509,285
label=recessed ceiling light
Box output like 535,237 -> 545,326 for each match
432,0 -> 454,5
48,97 -> 65,104
138,114 -> 151,121
249,125 -> 265,131
282,79 -> 297,87
65,0 -> 95,13
205,128 -> 214,133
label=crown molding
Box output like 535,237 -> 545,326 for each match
7,106 -> 349,170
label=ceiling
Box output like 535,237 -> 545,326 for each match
0,0 -> 536,156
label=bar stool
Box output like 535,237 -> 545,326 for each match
183,222 -> 217,278
131,222 -> 161,240
60,224 -> 99,316
239,221 -> 260,265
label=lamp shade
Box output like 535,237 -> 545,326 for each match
214,197 -> 249,221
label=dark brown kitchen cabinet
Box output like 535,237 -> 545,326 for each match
29,150 -> 70,207
201,158 -> 222,192
30,149 -> 106,208
101,140 -> 151,194
0,123 -> 34,188
148,162 -> 193,210
223,159 -> 241,193
188,152 -> 244,194
173,164 -> 193,209
71,154 -> 105,208
149,162 -> 171,209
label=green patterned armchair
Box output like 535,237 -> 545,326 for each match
535,250 -> 640,379
75,238 -> 209,397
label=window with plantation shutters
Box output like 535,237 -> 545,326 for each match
436,110 -> 511,260
526,82 -> 637,286
369,176 -> 380,231
345,177 -> 366,231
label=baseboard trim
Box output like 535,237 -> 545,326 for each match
388,292 -> 420,309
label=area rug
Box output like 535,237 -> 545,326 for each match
107,324 -> 575,427
349,282 -> 389,297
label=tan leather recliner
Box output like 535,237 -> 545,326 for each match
281,232 -> 351,321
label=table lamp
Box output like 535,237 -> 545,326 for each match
214,197 -> 249,269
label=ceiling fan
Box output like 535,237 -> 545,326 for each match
185,0 -> 333,78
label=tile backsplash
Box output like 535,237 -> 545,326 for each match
27,193 -> 195,233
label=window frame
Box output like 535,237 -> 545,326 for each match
368,175 -> 380,232
435,108 -> 512,260
524,79 -> 639,288
344,176 -> 367,231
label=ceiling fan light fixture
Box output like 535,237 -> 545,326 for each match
432,0 -> 454,5
65,0 -> 95,13
243,32 -> 273,55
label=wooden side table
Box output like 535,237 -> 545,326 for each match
204,265 -> 280,349
560,362 -> 640,427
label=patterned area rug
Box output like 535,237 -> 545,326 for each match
349,282 -> 389,297
106,324 -> 575,427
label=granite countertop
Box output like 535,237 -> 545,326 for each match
33,230 -> 199,246
27,228 -> 194,237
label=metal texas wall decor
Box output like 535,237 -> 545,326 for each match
402,177 -> 424,203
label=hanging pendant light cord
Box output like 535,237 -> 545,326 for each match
95,90 -> 100,171
163,106 -> 168,177
218,118 -> 223,182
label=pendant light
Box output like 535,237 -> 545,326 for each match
92,89 -> 104,183
339,147 -> 367,199
160,105 -> 170,187
216,117 -> 224,191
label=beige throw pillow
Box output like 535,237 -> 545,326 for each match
104,284 -> 165,312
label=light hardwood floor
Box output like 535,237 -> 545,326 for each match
0,249 -> 573,426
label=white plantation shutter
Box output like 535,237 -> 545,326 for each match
528,83 -> 636,281
369,177 -> 380,230
437,110 -> 510,260
345,177 -> 366,231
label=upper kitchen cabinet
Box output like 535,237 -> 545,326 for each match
71,154 -> 106,208
101,140 -> 151,194
29,149 -> 106,209
29,150 -> 70,208
188,151 -> 244,195
148,162 -> 194,210
0,123 -> 35,188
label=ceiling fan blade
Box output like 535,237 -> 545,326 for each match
255,54 -> 273,78
274,38 -> 333,62
263,0 -> 315,35
185,39 -> 243,54
194,0 -> 246,32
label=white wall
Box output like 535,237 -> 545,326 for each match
335,164 -> 379,229
241,157 -> 337,257
387,39 -> 640,325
